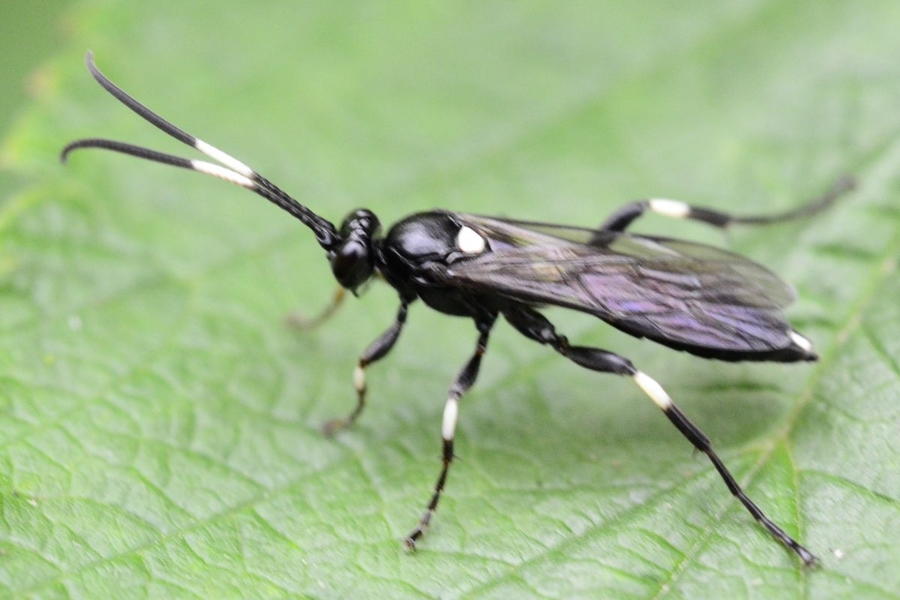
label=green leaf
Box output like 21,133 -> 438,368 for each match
2,2 -> 900,598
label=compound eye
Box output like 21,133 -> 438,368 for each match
331,240 -> 374,291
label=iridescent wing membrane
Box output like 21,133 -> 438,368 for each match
438,214 -> 799,359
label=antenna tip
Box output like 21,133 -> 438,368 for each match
85,51 -> 102,79
60,140 -> 91,164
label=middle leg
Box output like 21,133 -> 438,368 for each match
404,313 -> 496,549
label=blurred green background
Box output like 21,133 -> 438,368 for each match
0,0 -> 71,190
1,2 -> 898,598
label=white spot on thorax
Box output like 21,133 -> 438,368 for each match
457,226 -> 486,254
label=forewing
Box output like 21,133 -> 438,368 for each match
440,217 -> 798,354
459,214 -> 601,248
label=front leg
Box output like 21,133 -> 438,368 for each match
322,299 -> 412,435
404,314 -> 497,549
285,287 -> 346,330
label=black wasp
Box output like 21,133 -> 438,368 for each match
62,52 -> 854,566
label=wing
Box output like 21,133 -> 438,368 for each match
436,214 -> 800,358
